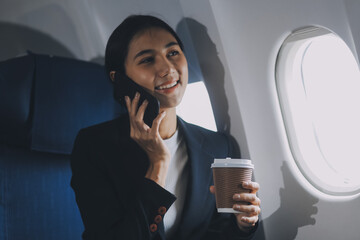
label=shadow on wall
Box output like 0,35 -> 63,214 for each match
253,161 -> 319,239
0,22 -> 75,61
176,18 -> 231,134
90,56 -> 105,65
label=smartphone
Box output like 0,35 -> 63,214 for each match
114,72 -> 160,127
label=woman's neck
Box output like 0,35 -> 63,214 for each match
159,107 -> 177,140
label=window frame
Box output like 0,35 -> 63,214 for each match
276,26 -> 360,196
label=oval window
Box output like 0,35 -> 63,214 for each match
276,26 -> 360,196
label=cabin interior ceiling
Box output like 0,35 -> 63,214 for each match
1,0 -> 359,239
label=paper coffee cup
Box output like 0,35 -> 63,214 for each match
211,158 -> 254,213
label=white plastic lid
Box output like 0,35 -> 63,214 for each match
211,158 -> 254,168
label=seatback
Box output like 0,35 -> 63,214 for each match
0,53 -> 124,240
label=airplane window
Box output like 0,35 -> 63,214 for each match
276,26 -> 360,196
177,81 -> 217,132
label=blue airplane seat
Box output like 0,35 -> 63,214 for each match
0,53 -> 125,240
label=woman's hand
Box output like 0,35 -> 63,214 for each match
125,92 -> 171,186
210,181 -> 261,233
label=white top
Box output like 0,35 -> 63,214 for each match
163,129 -> 189,238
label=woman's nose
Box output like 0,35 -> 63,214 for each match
157,57 -> 175,78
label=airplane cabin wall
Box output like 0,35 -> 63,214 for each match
183,0 -> 360,239
0,0 -> 99,61
0,0 -> 186,63
344,0 -> 360,65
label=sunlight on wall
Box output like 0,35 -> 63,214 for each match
177,81 -> 217,132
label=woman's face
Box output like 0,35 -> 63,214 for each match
125,27 -> 188,109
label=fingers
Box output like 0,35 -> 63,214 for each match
125,92 -> 144,118
125,93 -> 150,129
234,211 -> 258,228
242,181 -> 260,193
130,92 -> 140,116
125,96 -> 131,114
238,215 -> 258,226
135,100 -> 149,129
233,204 -> 261,216
125,93 -> 150,141
233,193 -> 261,206
151,111 -> 166,135
125,92 -> 164,132
232,190 -> 261,228
125,93 -> 140,117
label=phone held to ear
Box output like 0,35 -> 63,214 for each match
115,72 -> 160,127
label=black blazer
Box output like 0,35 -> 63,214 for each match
70,115 -> 257,240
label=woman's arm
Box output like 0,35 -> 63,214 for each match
70,129 -> 176,240
125,94 -> 171,188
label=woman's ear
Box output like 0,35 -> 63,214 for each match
109,71 -> 116,82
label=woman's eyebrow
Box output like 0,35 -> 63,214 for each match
165,41 -> 179,48
133,42 -> 179,61
133,49 -> 153,60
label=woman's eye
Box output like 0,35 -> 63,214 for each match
168,50 -> 179,57
139,57 -> 154,64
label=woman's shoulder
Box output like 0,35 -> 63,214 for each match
76,115 -> 129,143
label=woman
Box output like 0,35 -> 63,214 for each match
71,15 -> 261,240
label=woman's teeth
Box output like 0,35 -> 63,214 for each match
156,81 -> 179,90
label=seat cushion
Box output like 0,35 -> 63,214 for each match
0,144 -> 84,240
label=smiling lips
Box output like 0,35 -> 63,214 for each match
155,80 -> 180,91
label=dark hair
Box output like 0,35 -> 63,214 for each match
105,15 -> 184,102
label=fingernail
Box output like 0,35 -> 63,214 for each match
135,92 -> 140,98
125,96 -> 129,101
233,194 -> 240,200
243,181 -> 249,187
143,99 -> 148,105
241,217 -> 247,222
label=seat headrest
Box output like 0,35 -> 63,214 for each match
0,53 -> 125,154
0,55 -> 35,147
30,54 -> 124,154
